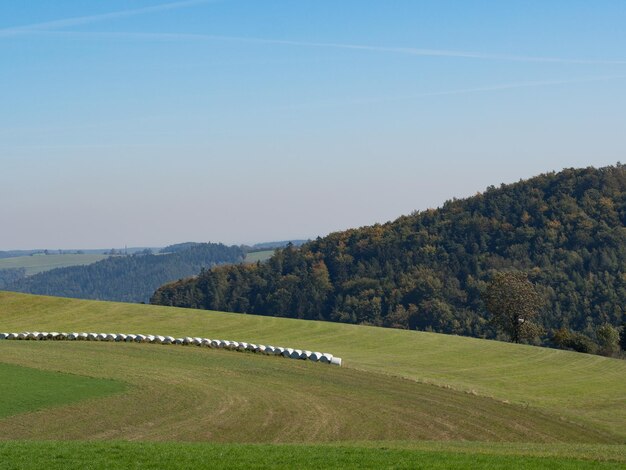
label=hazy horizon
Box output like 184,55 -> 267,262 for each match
2,1 -> 625,250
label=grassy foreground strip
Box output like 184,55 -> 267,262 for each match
1,292 -> 625,441
0,363 -> 125,419
0,442 -> 624,470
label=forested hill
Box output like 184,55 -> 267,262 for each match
151,165 -> 626,345
7,243 -> 244,303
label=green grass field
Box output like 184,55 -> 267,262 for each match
0,291 -> 624,466
0,362 -> 125,419
0,254 -> 108,276
243,250 -> 274,263
1,441 -> 624,469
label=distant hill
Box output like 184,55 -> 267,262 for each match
0,250 -> 44,260
7,243 -> 244,303
159,242 -> 201,254
250,240 -> 309,250
0,253 -> 109,277
243,250 -> 275,264
152,165 -> 626,351
0,248 -> 160,258
0,268 -> 26,290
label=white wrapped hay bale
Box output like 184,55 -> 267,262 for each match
0,328 -> 341,366
289,349 -> 302,360
319,353 -> 333,364
308,352 -> 323,362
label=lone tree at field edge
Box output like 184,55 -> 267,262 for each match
483,271 -> 543,343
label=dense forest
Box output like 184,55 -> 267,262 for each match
152,165 -> 626,351
0,268 -> 27,289
7,243 -> 244,303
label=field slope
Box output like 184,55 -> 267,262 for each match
0,362 -> 125,419
0,254 -> 108,276
1,291 -> 624,445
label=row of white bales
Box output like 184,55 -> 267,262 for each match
0,331 -> 342,366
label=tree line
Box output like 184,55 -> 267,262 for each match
152,165 -> 626,356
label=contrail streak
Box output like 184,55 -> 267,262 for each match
0,0 -> 219,37
12,30 -> 626,65
272,75 -> 626,111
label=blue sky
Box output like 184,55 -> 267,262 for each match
1,1 -> 625,249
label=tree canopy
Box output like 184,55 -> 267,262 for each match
483,271 -> 543,343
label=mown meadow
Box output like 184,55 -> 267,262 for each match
0,291 -> 624,467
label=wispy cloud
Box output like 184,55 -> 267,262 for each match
401,75 -> 626,99
12,30 -> 626,65
272,75 -> 626,111
0,0 -> 219,37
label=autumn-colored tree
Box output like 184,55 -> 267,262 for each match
483,271 -> 543,343
596,323 -> 620,357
